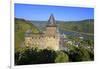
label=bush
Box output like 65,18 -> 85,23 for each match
15,48 -> 57,65
55,51 -> 69,63
68,46 -> 91,62
15,46 -> 93,65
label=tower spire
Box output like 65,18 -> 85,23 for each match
47,14 -> 56,27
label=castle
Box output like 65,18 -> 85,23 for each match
25,14 -> 60,50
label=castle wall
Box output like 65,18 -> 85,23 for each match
25,34 -> 60,51
44,36 -> 59,50
46,27 -> 57,36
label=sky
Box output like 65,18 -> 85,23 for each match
15,3 -> 94,21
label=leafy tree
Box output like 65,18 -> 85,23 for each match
15,51 -> 21,65
15,48 -> 57,65
55,51 -> 69,63
77,47 -> 90,61
67,46 -> 91,62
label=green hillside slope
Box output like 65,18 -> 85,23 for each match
15,18 -> 39,51
59,19 -> 94,34
30,19 -> 94,34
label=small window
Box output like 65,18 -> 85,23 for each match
53,36 -> 55,38
32,37 -> 34,39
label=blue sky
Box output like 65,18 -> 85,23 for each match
15,3 -> 94,21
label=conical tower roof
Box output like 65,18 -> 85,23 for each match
47,14 -> 57,27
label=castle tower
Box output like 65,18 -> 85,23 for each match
46,14 -> 57,36
44,14 -> 60,50
25,14 -> 60,51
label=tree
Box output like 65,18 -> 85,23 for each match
15,48 -> 57,65
77,47 -> 91,61
68,46 -> 91,62
55,51 -> 69,63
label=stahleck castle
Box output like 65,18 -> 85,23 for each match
24,14 -> 60,51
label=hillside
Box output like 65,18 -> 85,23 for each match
30,19 -> 94,34
15,18 -> 39,51
59,19 -> 94,34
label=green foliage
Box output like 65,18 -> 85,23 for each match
55,51 -> 69,63
65,36 -> 94,62
15,47 -> 69,65
30,19 -> 94,34
59,19 -> 94,34
77,47 -> 91,61
15,46 -> 94,65
68,46 -> 92,62
87,50 -> 94,60
15,48 -> 56,65
15,18 -> 39,51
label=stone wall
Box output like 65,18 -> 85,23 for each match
25,34 -> 60,51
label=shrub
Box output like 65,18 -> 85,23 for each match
55,51 -> 69,63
